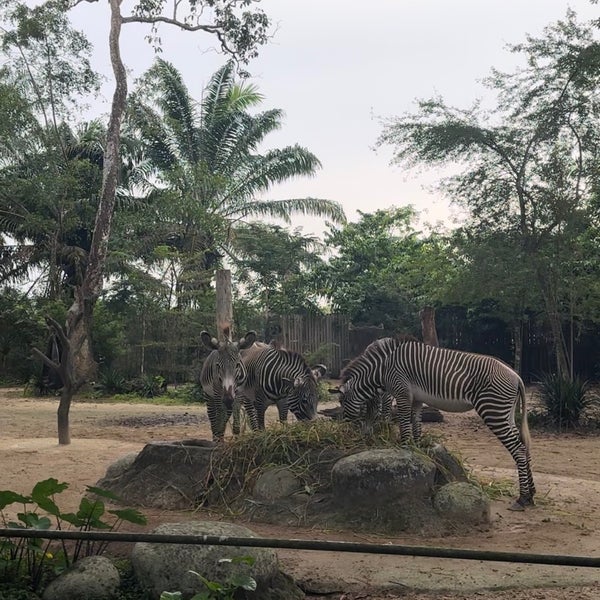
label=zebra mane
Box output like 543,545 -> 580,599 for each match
340,335 -> 422,383
272,346 -> 312,372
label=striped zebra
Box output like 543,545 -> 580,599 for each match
339,337 -> 535,510
241,343 -> 327,429
199,330 -> 257,441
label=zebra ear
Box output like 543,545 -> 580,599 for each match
238,331 -> 257,350
200,331 -> 219,350
311,364 -> 327,379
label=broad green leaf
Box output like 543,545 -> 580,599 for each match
108,508 -> 147,525
77,497 -> 105,523
31,479 -> 69,501
0,490 -> 30,509
85,486 -> 122,502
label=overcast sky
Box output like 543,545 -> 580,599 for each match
71,0 -> 598,236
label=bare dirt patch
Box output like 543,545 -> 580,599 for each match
1,388 -> 599,600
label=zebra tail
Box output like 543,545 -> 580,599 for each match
518,378 -> 531,450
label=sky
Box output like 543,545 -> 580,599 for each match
69,0 -> 599,237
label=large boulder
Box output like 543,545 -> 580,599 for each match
433,481 -> 491,525
42,556 -> 119,600
131,521 -> 304,600
331,448 -> 438,531
253,466 -> 303,501
96,441 -> 215,509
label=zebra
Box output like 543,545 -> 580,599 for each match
339,337 -> 535,510
199,330 -> 257,441
240,343 -> 327,429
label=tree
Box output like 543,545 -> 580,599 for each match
124,58 -> 345,307
0,1 -> 101,297
21,0 -> 272,444
234,223 -> 326,315
378,10 -> 600,378
321,207 -> 455,332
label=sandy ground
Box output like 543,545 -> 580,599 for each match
1,387 -> 600,600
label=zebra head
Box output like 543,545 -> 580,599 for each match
200,330 -> 257,408
283,363 -> 327,421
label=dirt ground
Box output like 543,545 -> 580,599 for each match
1,387 -> 600,600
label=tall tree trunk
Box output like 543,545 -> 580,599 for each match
33,0 -> 128,444
419,306 -> 439,346
216,269 -> 233,341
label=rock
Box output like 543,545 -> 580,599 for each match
42,556 -> 119,600
131,521 -> 303,600
102,452 -> 138,480
96,441 -> 215,509
330,448 -> 438,532
253,466 -> 303,501
332,448 -> 436,506
433,481 -> 491,525
429,443 -> 469,486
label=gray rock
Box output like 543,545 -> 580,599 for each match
102,452 -> 138,480
95,442 -> 215,509
253,466 -> 303,501
131,521 -> 301,599
332,448 -> 436,507
42,555 -> 120,600
433,481 -> 491,525
429,443 -> 469,486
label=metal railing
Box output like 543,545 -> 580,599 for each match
1,528 -> 599,568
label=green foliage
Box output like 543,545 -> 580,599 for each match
124,59 -> 344,308
160,557 -> 257,600
0,479 -> 146,593
378,10 -> 600,376
537,373 -> 596,430
321,207 -> 454,331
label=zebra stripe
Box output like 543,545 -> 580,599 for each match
340,337 -> 535,509
199,331 -> 256,441
241,343 -> 326,429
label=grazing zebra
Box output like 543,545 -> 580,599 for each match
241,343 -> 327,429
199,330 -> 257,441
339,337 -> 535,510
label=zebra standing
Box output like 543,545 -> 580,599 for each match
240,343 -> 327,429
199,330 -> 257,441
339,337 -> 535,510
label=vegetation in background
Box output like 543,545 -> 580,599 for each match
537,373 -> 597,430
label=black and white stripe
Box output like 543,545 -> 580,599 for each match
199,331 -> 256,441
340,337 -> 535,508
241,343 -> 326,429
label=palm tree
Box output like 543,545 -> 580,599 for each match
126,59 -> 345,307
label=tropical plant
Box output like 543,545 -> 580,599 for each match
537,373 -> 596,430
0,478 -> 146,593
160,556 -> 257,600
125,59 -> 345,307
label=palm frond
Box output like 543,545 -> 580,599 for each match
230,197 -> 346,224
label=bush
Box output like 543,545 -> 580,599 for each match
537,373 -> 595,430
0,479 -> 146,594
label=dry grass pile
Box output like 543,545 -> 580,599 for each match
198,420 -> 472,513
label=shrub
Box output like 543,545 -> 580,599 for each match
0,479 -> 146,594
537,373 -> 594,430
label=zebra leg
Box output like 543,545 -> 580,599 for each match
231,397 -> 241,435
411,400 -> 423,442
478,407 -> 535,509
208,398 -> 227,442
240,390 -> 259,431
256,391 -> 268,429
276,398 -> 289,423
380,393 -> 393,421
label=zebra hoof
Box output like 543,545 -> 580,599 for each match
508,496 -> 535,511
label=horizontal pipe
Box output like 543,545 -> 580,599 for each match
0,528 -> 599,568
